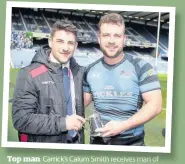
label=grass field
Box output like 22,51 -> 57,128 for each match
8,69 -> 167,146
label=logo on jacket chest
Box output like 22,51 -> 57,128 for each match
41,81 -> 54,84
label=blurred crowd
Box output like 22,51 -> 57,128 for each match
11,31 -> 33,49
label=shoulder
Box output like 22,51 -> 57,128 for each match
85,57 -> 103,74
125,53 -> 153,74
83,58 -> 102,81
78,65 -> 86,73
125,53 -> 143,67
18,63 -> 49,79
70,57 -> 86,74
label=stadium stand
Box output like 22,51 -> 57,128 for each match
12,8 -> 25,31
11,8 -> 169,73
32,10 -> 50,33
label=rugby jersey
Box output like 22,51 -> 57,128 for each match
83,53 -> 161,136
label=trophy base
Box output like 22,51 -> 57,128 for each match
90,132 -> 102,137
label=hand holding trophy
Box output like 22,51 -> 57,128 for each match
85,109 -> 111,144
87,111 -> 104,137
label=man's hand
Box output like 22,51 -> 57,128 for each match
66,115 -> 86,131
95,120 -> 124,137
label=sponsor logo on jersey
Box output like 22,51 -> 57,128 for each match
104,85 -> 115,90
120,70 -> 131,78
147,69 -> 153,76
92,72 -> 100,77
94,91 -> 133,98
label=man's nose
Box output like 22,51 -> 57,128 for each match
108,39 -> 115,45
108,36 -> 116,44
61,43 -> 69,51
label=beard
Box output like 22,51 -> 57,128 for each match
100,45 -> 123,59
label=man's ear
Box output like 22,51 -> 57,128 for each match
48,37 -> 52,48
75,42 -> 78,50
124,35 -> 126,45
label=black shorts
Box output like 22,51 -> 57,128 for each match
90,131 -> 145,146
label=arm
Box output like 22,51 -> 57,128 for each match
97,61 -> 162,137
84,92 -> 92,108
83,66 -> 92,108
119,89 -> 162,131
12,69 -> 67,135
97,89 -> 162,137
125,89 -> 162,128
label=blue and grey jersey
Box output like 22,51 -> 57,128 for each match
83,53 -> 161,136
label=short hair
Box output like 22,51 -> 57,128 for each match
50,20 -> 77,40
98,13 -> 125,31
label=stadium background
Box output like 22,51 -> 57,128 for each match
8,7 -> 168,146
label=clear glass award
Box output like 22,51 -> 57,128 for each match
88,110 -> 104,137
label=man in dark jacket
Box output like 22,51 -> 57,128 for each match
12,21 -> 86,143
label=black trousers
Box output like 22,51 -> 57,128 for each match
67,134 -> 79,144
90,132 -> 145,146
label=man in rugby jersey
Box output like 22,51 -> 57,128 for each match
83,13 -> 162,145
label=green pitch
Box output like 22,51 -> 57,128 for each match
8,69 -> 167,146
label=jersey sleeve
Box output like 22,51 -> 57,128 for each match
83,66 -> 91,93
138,60 -> 161,93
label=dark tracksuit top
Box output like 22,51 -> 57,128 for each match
12,45 -> 85,143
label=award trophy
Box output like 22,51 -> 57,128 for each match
87,110 -> 104,137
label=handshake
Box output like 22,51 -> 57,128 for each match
65,114 -> 86,131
